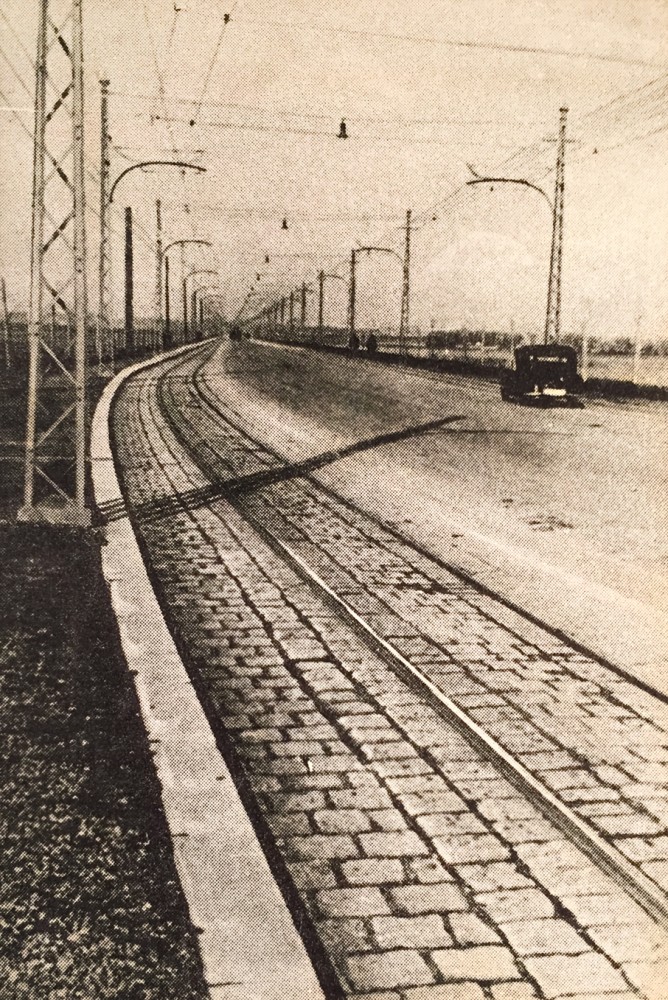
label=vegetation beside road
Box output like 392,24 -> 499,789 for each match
0,363 -> 209,999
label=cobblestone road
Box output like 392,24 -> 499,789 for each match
110,345 -> 668,999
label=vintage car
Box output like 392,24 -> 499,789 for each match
500,344 -> 583,405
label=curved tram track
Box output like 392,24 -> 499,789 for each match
111,343 -> 668,1000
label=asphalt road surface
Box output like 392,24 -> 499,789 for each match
198,339 -> 668,694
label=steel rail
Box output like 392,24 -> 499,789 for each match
174,352 -> 668,930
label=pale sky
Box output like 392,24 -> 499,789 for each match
1,0 -> 667,340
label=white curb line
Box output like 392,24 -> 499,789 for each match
91,344 -> 326,1000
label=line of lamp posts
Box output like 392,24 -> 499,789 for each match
116,205 -> 219,358
96,105 -> 219,365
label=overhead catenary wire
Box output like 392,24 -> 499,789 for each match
234,14 -> 667,69
189,1 -> 238,125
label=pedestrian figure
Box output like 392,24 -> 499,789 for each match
349,331 -> 359,353
366,332 -> 378,354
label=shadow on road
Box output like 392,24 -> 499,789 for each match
101,413 -> 467,525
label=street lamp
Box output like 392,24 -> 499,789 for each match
99,153 -> 206,358
348,245 -> 403,348
193,284 -> 225,337
185,269 -> 218,340
465,106 -> 568,344
108,160 -> 206,204
317,271 -> 346,344
163,239 -> 212,346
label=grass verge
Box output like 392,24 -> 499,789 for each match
0,362 -> 209,1000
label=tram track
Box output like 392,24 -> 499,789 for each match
163,346 -> 668,926
110,345 -> 668,998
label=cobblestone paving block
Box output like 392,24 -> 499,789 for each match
406,857 -> 455,885
448,912 -> 502,945
317,918 -> 374,954
286,860 -> 339,890
498,918 -> 591,956
359,831 -> 431,859
316,887 -> 392,918
371,914 -> 453,949
344,950 -> 435,991
488,985 -> 540,1000
387,883 -> 469,915
522,952 -> 630,997
402,986 -> 486,1000
434,833 -> 512,865
431,945 -> 522,982
341,859 -> 407,886
475,888 -> 556,923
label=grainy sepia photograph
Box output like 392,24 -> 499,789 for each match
1,1 -> 667,998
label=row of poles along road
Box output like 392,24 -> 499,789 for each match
241,108 -> 568,355
15,0 -> 568,527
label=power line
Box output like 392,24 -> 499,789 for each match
150,113 -> 517,147
108,87 -> 550,129
140,0 -> 199,238
189,1 -> 237,124
234,15 -> 666,69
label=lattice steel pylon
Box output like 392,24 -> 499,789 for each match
19,0 -> 91,526
544,107 -> 568,344
398,208 -> 411,356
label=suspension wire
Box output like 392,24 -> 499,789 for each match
233,14 -> 666,69
140,0 -> 200,239
189,0 -> 238,124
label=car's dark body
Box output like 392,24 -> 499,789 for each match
501,344 -> 582,404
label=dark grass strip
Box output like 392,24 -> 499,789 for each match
0,523 -> 209,1000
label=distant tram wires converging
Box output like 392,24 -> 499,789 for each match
140,0 -> 200,238
188,2 -> 238,127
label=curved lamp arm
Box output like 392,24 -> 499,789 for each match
109,161 -> 206,204
465,175 -> 553,210
356,245 -> 403,265
185,268 -> 218,286
163,238 -> 212,257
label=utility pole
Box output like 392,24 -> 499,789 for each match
165,256 -> 171,347
289,290 -> 294,336
191,289 -> 197,338
97,77 -> 112,367
199,296 -> 204,334
1,278 -> 10,368
580,317 -> 589,382
399,209 -> 411,356
20,0 -> 90,525
124,206 -> 134,353
347,249 -> 356,346
301,281 -> 307,333
318,270 -> 324,344
633,310 -> 643,385
155,198 -> 163,351
544,107 -> 568,344
182,270 -> 188,342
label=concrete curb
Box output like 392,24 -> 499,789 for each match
91,344 -> 326,1000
